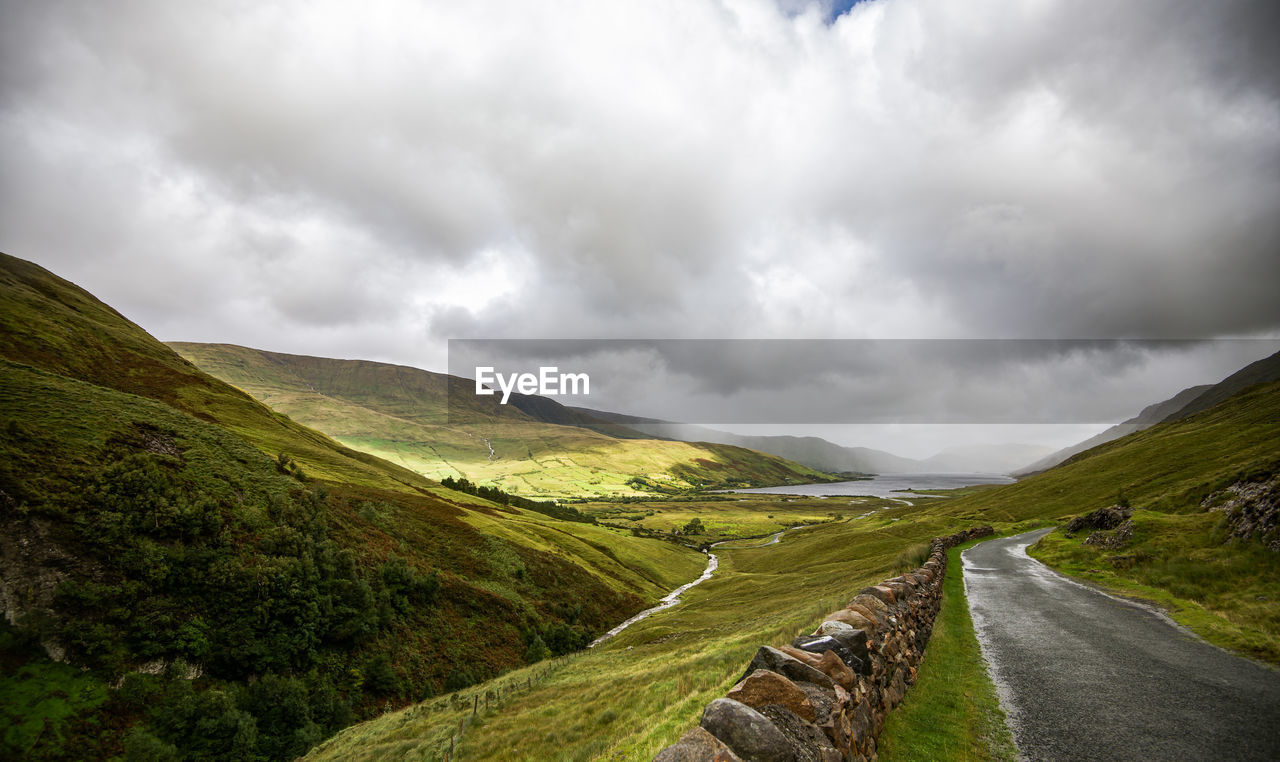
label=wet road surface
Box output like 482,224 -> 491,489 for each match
963,529 -> 1280,761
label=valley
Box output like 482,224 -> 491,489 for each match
311,367 -> 1280,760
7,3 -> 1279,760
2,253 -> 1277,761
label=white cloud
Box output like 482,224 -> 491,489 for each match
2,0 -> 1278,448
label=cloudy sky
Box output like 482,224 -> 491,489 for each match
3,0 -> 1278,456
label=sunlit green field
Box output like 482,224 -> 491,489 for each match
335,429 -> 831,499
578,494 -> 914,542
171,342 -> 834,498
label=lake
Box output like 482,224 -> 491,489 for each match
727,473 -> 1015,498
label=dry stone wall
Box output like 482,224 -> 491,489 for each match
653,526 -> 994,762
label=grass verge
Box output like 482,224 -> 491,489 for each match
877,538 -> 1018,762
1027,512 -> 1280,665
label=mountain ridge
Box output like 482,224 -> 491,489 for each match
1014,348 -> 1280,477
573,407 -> 1050,475
169,342 -> 836,498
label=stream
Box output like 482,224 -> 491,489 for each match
588,552 -> 718,647
711,523 -> 813,549
589,522 -> 813,647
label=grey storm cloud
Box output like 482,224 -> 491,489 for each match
2,0 -> 1278,381
449,338 -> 1280,425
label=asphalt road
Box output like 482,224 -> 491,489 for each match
963,529 -> 1280,761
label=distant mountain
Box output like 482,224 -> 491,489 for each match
919,443 -> 1056,474
570,408 -> 915,474
1012,384 -> 1213,476
1014,348 -> 1280,477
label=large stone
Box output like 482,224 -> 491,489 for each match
700,698 -> 796,762
843,602 -> 882,626
757,704 -> 842,762
817,625 -> 869,653
791,635 -> 866,675
824,609 -> 876,631
742,646 -> 835,689
794,682 -> 836,725
813,620 -> 856,639
727,669 -> 817,723
860,585 -> 897,606
654,726 -> 744,762
778,646 -> 856,689
1065,505 -> 1132,534
851,594 -> 890,620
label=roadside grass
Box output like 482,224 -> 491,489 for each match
1027,511 -> 1280,665
877,539 -> 1018,762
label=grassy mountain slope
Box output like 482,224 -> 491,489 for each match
944,379 -> 1280,525
1012,383 -> 1213,476
169,342 -> 834,498
1015,348 -> 1280,477
1165,348 -> 1280,420
0,256 -> 435,494
0,253 -> 704,760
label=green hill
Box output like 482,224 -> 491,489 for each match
168,342 -> 835,498
0,253 -> 705,760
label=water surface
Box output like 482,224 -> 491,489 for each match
727,472 -> 1014,498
